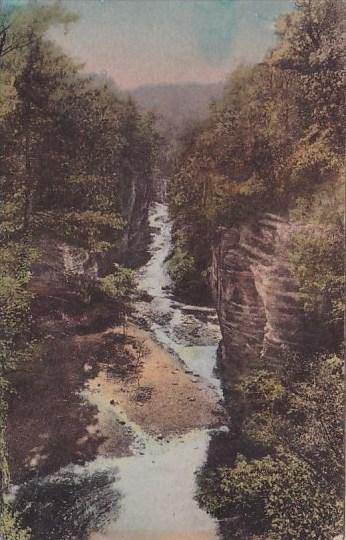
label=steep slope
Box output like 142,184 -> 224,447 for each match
210,214 -> 315,374
29,176 -> 151,337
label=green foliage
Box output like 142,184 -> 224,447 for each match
168,0 -> 344,295
197,451 -> 342,540
197,352 -> 344,539
32,210 -> 125,251
0,197 -> 24,242
198,355 -> 344,540
0,242 -> 36,374
289,228 -> 343,336
0,377 -> 10,495
168,247 -> 196,289
0,3 -> 158,537
0,507 -> 31,540
290,177 -> 344,228
171,9 -> 345,534
0,2 -> 158,248
0,241 -> 36,522
197,454 -> 276,528
97,266 -> 136,301
166,215 -> 212,300
238,369 -> 285,410
167,244 -> 207,299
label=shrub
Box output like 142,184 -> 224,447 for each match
0,507 -> 31,540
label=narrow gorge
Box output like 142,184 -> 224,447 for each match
7,202 -> 227,540
0,1 -> 343,539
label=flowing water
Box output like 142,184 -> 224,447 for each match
135,203 -> 221,393
11,202 -> 224,540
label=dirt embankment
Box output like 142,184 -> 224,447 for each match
84,324 -> 223,439
7,323 -> 222,483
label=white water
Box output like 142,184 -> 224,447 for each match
136,203 -> 222,392
14,203 -> 224,540
90,202 -> 223,539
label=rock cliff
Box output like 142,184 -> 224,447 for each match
211,213 -> 312,374
29,239 -> 114,335
29,174 -> 151,335
119,173 -> 152,264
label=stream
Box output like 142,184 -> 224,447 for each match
10,203 -> 225,540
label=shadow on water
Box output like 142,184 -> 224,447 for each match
7,332 -> 143,484
195,428 -> 240,540
13,467 -> 122,540
9,203 -> 226,540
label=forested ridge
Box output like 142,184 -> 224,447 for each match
0,3 -> 158,536
168,1 -> 344,539
168,0 -> 344,303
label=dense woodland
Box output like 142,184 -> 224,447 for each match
167,1 -> 344,539
168,0 -> 344,304
0,0 -> 344,538
0,2 -> 158,536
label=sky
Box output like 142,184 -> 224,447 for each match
46,0 -> 293,90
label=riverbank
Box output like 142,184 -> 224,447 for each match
9,203 -> 224,540
7,321 -> 223,483
85,323 -> 223,440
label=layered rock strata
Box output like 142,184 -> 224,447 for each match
29,239 -> 114,335
211,213 -> 310,373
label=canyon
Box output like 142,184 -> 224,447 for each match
8,203 -> 225,540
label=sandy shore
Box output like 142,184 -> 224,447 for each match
79,323 -> 223,441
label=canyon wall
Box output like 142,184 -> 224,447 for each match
211,213 -> 313,375
29,174 -> 151,335
119,174 -> 152,263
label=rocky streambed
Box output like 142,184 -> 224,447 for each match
7,203 -> 226,540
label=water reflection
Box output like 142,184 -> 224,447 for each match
13,467 -> 122,540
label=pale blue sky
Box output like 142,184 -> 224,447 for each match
30,0 -> 293,89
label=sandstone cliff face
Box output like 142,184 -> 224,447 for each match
211,213 -> 311,374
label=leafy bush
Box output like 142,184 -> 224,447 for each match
197,452 -> 342,540
0,243 -> 36,375
197,352 -> 344,539
0,507 -> 31,540
168,247 -> 197,290
168,0 -> 344,297
97,266 -> 136,301
288,228 -> 343,339
31,211 -> 126,251
167,245 -> 210,301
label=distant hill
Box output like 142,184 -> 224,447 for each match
130,81 -> 224,135
129,81 -> 224,200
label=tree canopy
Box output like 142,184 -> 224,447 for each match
174,1 -> 345,538
0,2 -> 158,536
168,0 -> 344,300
